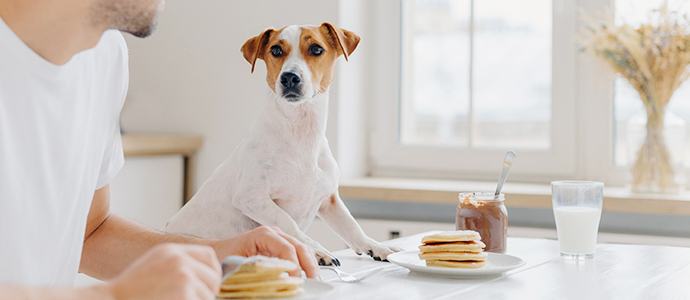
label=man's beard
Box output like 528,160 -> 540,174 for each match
92,0 -> 160,38
122,15 -> 158,38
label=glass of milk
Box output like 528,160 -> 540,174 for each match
551,181 -> 604,260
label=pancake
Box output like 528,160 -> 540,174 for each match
418,251 -> 488,261
217,287 -> 305,299
221,277 -> 304,292
222,277 -> 304,291
425,260 -> 487,269
419,231 -> 488,269
218,256 -> 304,299
421,231 -> 481,244
222,268 -> 287,284
221,256 -> 298,285
418,241 -> 486,253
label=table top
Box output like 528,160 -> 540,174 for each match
319,232 -> 690,299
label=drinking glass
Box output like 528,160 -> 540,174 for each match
551,181 -> 604,260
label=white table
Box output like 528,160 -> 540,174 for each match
319,231 -> 690,299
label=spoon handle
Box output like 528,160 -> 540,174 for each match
495,151 -> 517,197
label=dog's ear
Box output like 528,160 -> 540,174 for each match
241,28 -> 274,73
320,22 -> 360,62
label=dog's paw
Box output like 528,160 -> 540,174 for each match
314,247 -> 341,267
352,238 -> 404,262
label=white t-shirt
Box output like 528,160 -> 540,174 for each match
0,17 -> 128,286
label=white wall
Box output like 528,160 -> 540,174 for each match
337,0 -> 373,179
120,1 -> 359,191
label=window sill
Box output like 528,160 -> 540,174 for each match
338,177 -> 690,216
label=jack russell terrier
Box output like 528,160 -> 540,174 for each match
163,23 -> 401,266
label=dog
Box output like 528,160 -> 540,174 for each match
163,23 -> 401,266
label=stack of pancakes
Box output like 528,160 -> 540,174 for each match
218,256 -> 304,299
418,231 -> 488,269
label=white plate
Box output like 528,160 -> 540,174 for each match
387,251 -> 526,278
217,278 -> 333,300
293,279 -> 334,299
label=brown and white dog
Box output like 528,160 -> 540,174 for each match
163,23 -> 401,266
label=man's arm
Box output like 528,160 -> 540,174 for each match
80,185 -> 318,280
80,184 -> 211,279
0,285 -> 110,300
0,184 -> 318,300
1,243 -> 221,300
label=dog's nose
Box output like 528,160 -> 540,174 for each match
280,72 -> 301,89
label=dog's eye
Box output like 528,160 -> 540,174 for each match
309,44 -> 324,56
270,46 -> 283,57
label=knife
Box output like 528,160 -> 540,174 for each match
220,256 -> 258,283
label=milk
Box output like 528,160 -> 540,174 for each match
553,206 -> 601,254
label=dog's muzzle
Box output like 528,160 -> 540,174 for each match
280,71 -> 302,101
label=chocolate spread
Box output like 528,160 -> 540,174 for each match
456,193 -> 508,253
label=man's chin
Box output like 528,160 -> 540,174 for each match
125,19 -> 157,38
123,5 -> 160,39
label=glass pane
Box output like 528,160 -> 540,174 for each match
473,0 -> 551,149
613,0 -> 690,167
400,0 -> 551,149
613,77 -> 646,167
400,0 -> 471,146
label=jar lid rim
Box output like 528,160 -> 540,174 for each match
458,192 -> 505,201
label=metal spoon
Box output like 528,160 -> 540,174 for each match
319,266 -> 383,283
495,151 -> 516,198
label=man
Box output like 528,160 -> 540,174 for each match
0,0 -> 319,299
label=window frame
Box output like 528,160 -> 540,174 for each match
369,0 -> 579,182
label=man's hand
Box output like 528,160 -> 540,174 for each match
209,227 -> 319,279
82,185 -> 319,282
104,243 -> 221,300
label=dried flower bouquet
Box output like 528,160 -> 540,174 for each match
580,3 -> 690,193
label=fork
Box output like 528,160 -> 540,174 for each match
319,266 -> 383,283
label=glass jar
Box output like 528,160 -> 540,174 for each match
456,192 -> 508,253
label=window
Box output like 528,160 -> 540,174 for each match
370,0 -> 576,181
613,0 -> 690,169
366,0 -> 690,185
400,0 -> 552,150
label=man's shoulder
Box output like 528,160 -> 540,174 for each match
100,30 -> 128,49
93,30 -> 128,65
86,30 -> 129,111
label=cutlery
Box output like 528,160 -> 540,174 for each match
319,266 -> 383,283
221,256 -> 256,283
495,151 -> 516,198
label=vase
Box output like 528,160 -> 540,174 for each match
627,109 -> 686,194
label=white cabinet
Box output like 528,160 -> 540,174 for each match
110,155 -> 184,229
